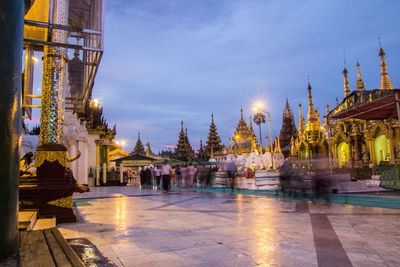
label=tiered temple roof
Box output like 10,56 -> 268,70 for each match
175,121 -> 194,161
233,108 -> 257,154
78,97 -> 116,139
278,98 -> 298,157
133,132 -> 145,155
205,113 -> 223,157
145,139 -> 155,158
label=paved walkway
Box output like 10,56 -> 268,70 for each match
58,186 -> 400,266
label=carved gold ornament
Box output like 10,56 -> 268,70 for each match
47,196 -> 72,209
35,150 -> 67,167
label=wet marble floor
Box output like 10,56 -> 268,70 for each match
58,187 -> 400,266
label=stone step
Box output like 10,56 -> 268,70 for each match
19,228 -> 84,267
32,216 -> 56,230
18,210 -> 38,231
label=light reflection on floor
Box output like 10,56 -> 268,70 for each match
57,187 -> 400,266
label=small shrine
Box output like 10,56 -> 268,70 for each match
175,121 -> 194,161
233,108 -> 258,155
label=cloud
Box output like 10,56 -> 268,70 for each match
90,0 -> 400,153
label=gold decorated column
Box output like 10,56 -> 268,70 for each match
35,0 -> 69,177
106,145 -> 110,171
367,138 -> 375,165
39,0 -> 68,145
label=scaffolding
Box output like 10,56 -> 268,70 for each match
22,0 -> 105,119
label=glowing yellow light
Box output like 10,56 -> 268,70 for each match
121,140 -> 126,146
235,135 -> 240,140
92,98 -> 100,108
116,141 -> 120,145
253,101 -> 264,112
32,56 -> 39,63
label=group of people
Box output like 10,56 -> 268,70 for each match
137,162 -> 219,192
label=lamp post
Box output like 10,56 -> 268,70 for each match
254,104 -> 273,152
254,103 -> 273,168
253,113 -> 266,149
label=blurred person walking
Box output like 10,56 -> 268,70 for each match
176,166 -> 182,187
161,160 -> 172,192
155,166 -> 161,188
225,161 -> 237,190
187,163 -> 196,187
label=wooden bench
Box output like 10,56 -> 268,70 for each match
19,228 -> 84,267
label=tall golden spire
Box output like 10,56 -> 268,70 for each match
378,39 -> 393,90
240,107 -> 244,120
290,136 -> 296,157
323,102 -> 330,131
356,61 -> 365,91
181,120 -> 184,131
343,66 -> 350,97
307,82 -> 315,122
211,113 -> 214,124
285,97 -> 290,117
298,102 -> 305,133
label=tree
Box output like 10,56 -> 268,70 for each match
253,113 -> 266,147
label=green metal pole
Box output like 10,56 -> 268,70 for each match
0,0 -> 24,262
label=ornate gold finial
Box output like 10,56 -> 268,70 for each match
298,101 -> 305,132
306,81 -> 316,123
343,66 -> 350,97
290,136 -> 296,157
185,128 -> 188,136
356,61 -> 365,91
181,120 -> 184,131
336,97 -> 339,106
277,138 -> 282,153
285,98 -> 290,117
378,38 -> 393,90
211,113 -> 214,124
240,107 -> 244,120
326,102 -> 330,115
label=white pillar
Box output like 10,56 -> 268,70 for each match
77,141 -> 88,185
68,142 -> 78,174
120,163 -> 124,184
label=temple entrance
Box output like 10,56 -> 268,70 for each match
337,142 -> 349,168
374,134 -> 388,165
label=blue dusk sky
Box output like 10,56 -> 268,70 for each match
92,0 -> 400,153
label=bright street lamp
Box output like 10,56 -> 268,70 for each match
254,103 -> 273,153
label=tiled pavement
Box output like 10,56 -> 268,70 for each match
58,187 -> 400,266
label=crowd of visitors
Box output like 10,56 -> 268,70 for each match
133,161 -> 221,192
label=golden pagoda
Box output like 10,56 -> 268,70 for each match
233,108 -> 258,155
328,44 -> 398,170
292,82 -> 328,168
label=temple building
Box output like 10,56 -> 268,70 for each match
145,139 -> 156,158
291,82 -> 328,168
328,45 -> 399,169
77,98 -> 117,185
175,121 -> 194,161
197,139 -> 208,160
205,114 -> 223,158
233,108 -> 258,155
132,133 -> 145,155
278,99 -> 298,157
